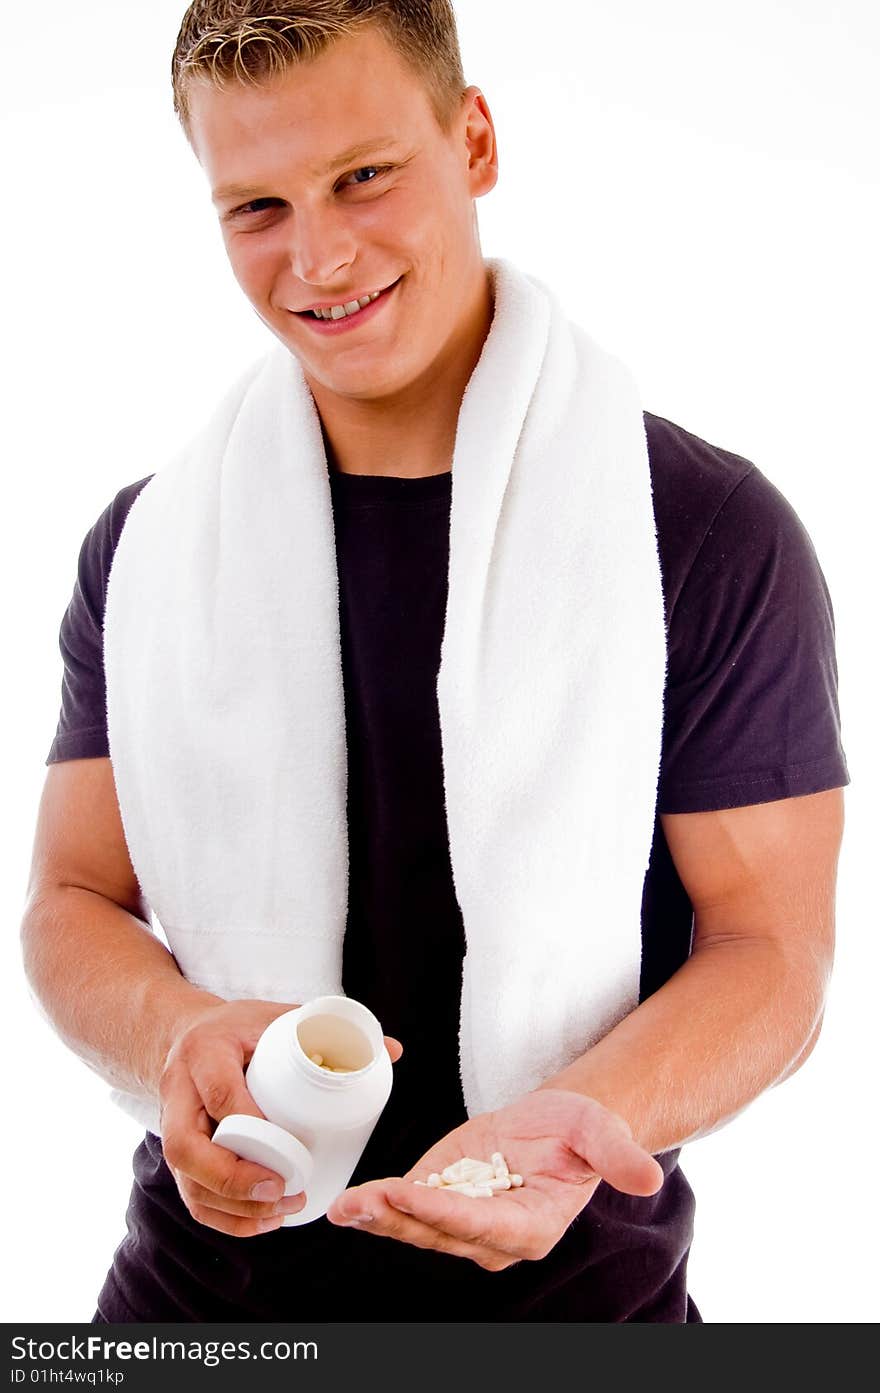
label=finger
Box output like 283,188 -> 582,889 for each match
180,1177 -> 307,1220
383,1035 -> 404,1064
188,1032 -> 266,1125
161,1063 -> 289,1208
333,1179 -> 544,1262
328,1186 -> 518,1271
385,1178 -> 557,1259
185,1201 -> 292,1239
567,1098 -> 664,1196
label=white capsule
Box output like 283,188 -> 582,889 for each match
460,1161 -> 497,1182
413,1180 -> 428,1186
443,1181 -> 483,1196
471,1184 -> 494,1198
309,1052 -> 324,1065
487,1174 -> 511,1191
440,1158 -> 484,1184
510,1173 -> 524,1187
440,1163 -> 467,1184
491,1152 -> 508,1174
427,1173 -> 442,1187
439,1160 -> 465,1182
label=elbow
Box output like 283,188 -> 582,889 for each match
775,922 -> 834,1086
774,1001 -> 827,1086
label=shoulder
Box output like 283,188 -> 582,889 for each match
79,474 -> 156,618
648,416 -> 848,813
644,411 -> 756,511
103,474 -> 156,551
644,412 -> 817,624
644,412 -> 754,617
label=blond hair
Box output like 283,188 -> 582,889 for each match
172,0 -> 467,134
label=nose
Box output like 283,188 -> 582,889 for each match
288,202 -> 356,288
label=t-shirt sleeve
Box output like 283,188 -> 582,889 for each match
656,465 -> 850,813
45,479 -> 152,766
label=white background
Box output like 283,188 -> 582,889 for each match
2,1 -> 877,1323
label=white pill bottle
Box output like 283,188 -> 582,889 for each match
212,995 -> 393,1227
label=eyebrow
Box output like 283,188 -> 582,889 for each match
211,137 -> 402,205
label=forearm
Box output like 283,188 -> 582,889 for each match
20,886 -> 222,1100
541,937 -> 827,1156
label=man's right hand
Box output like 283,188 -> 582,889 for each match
158,998 -> 403,1238
159,998 -> 307,1237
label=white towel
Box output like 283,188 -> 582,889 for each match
103,257 -> 667,1137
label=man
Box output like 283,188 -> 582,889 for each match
22,0 -> 848,1322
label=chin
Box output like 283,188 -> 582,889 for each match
308,357 -> 421,402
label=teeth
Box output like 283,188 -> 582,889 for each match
312,289 -> 384,321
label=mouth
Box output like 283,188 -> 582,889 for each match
291,277 -> 403,334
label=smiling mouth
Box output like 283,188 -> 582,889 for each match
294,277 -> 402,322
306,290 -> 382,321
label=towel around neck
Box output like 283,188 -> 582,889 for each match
103,258 -> 667,1134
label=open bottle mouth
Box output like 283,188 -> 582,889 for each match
295,1004 -> 377,1077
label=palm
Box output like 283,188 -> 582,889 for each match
331,1088 -> 661,1268
405,1090 -> 606,1225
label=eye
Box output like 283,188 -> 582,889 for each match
340,165 -> 391,190
235,197 -> 284,217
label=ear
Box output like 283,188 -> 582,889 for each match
461,86 -> 499,198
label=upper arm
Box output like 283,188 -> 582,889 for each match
36,482 -> 155,921
660,788 -> 844,973
25,757 -> 150,923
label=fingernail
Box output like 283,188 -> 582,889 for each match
252,1180 -> 282,1201
276,1196 -> 305,1215
342,1212 -> 374,1225
257,1217 -> 284,1232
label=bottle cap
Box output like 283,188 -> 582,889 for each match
211,1114 -> 314,1197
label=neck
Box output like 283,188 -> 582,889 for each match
306,264 -> 494,478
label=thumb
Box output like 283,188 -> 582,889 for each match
570,1098 -> 664,1197
189,1033 -> 267,1125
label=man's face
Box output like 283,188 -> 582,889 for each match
187,25 -> 496,402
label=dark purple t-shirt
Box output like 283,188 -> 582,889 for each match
48,411 -> 849,1322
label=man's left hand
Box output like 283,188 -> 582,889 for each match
325,1088 -> 664,1270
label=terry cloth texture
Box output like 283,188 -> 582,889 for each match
100,258 -> 668,1132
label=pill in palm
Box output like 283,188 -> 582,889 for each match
418,1153 -> 523,1197
443,1180 -> 496,1197
487,1174 -> 511,1191
440,1160 -> 473,1184
445,1159 -> 495,1184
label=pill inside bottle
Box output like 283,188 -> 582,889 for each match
309,1053 -> 354,1072
297,1013 -> 373,1074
